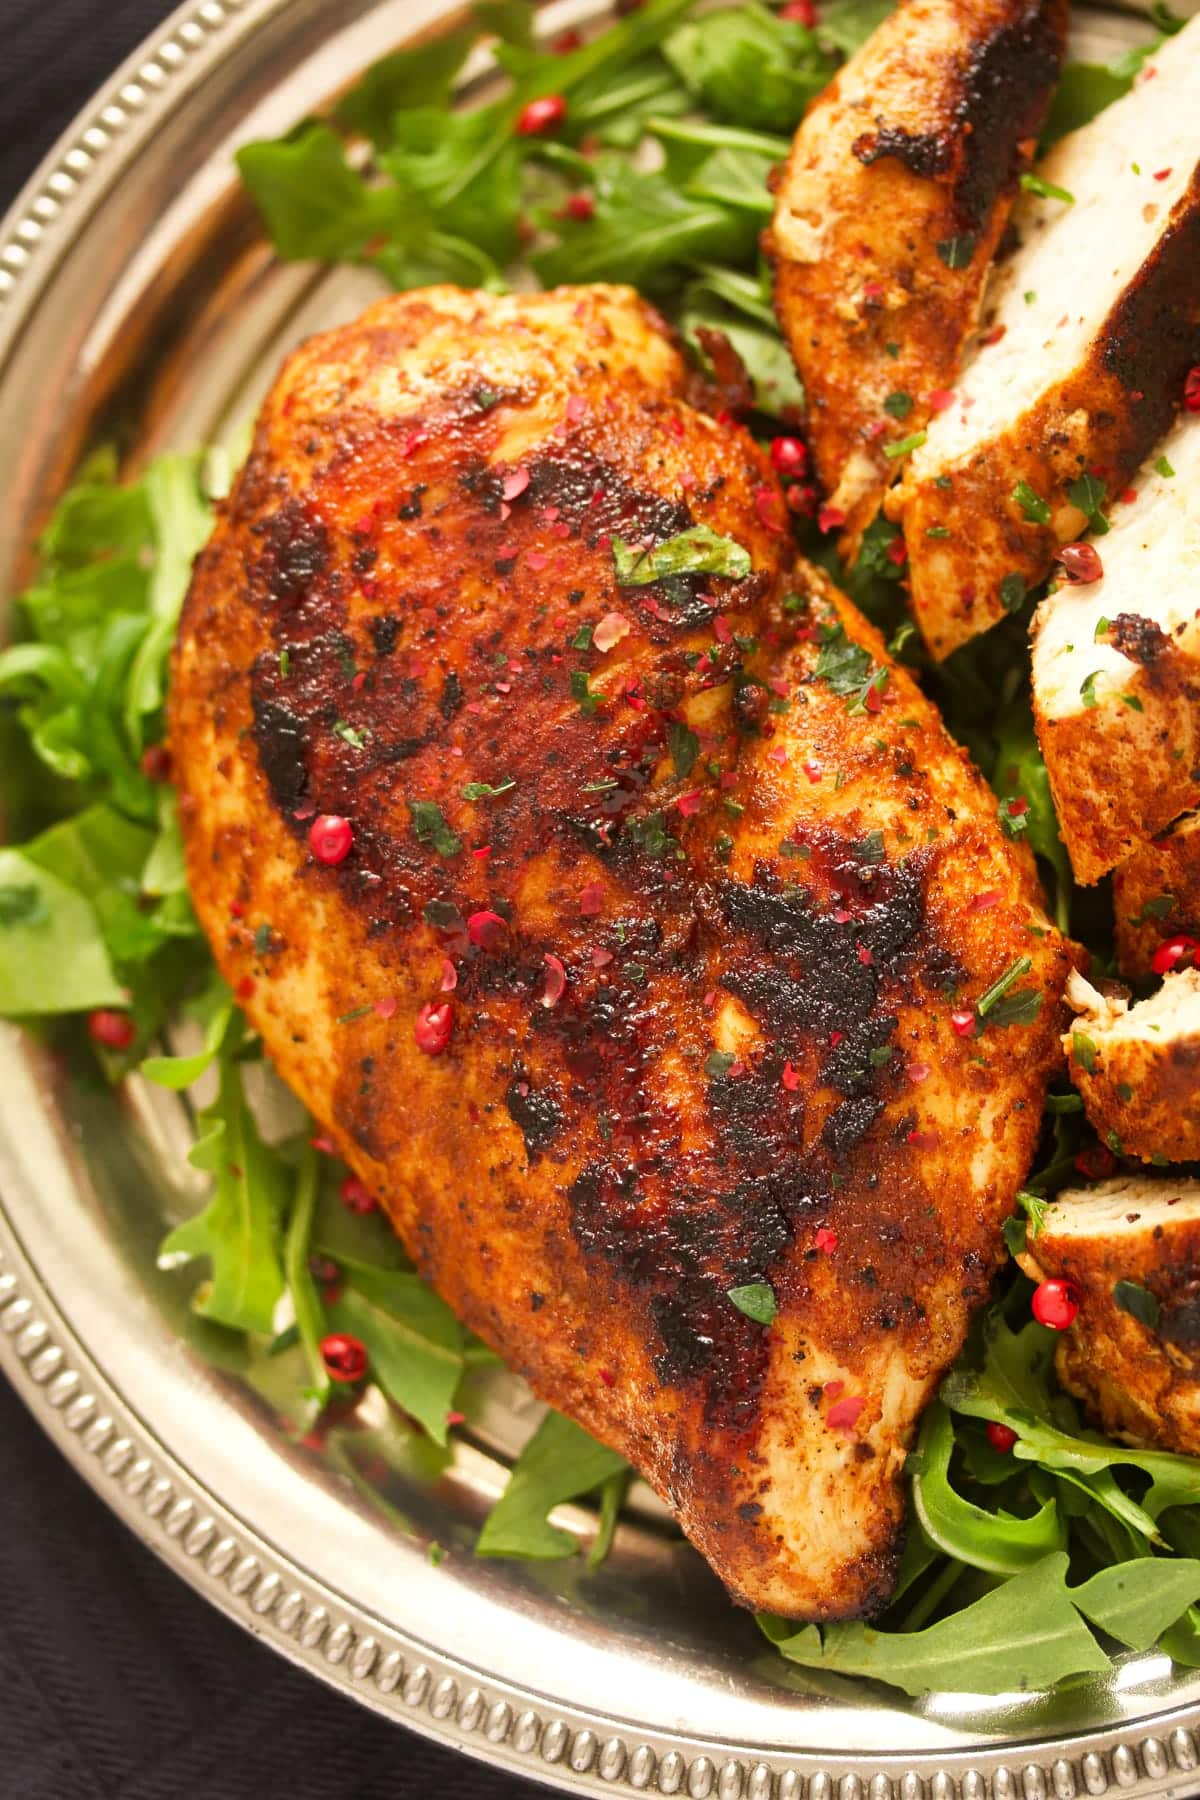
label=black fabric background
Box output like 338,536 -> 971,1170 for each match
0,5 -> 543,1795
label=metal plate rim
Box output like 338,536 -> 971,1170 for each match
4,3 -> 1200,1795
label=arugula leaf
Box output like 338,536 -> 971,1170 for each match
123,453 -> 212,749
236,125 -> 403,261
0,847 -> 123,1015
534,155 -> 754,290
990,706 -> 1070,927
612,524 -> 751,584
681,293 -> 805,413
1073,1560 -> 1200,1651
663,6 -> 831,133
667,720 -> 700,778
816,0 -> 895,56
335,32 -> 474,146
159,1048 -> 287,1335
140,972 -> 234,1089
476,1409 -> 629,1558
761,1554 -> 1107,1696
329,1267 -> 465,1444
942,1317 -> 1200,1520
912,1402 -> 1065,1575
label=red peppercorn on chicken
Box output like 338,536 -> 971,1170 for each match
171,284 -> 1069,1619
769,0 -> 1067,558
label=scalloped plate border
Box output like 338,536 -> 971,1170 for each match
4,2 -> 1200,1796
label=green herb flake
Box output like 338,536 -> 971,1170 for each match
813,623 -> 872,695
999,572 -> 1027,613
1121,693 -> 1144,713
1094,616 -> 1110,642
705,1049 -> 736,1080
333,719 -> 367,748
570,669 -> 600,717
1113,1279 -> 1160,1329
1020,172 -> 1075,205
1070,1031 -> 1099,1073
883,430 -> 927,461
1080,671 -> 1101,709
1013,481 -> 1052,526
667,720 -> 700,779
279,648 -> 291,677
612,525 -> 751,586
925,525 -> 952,539
936,235 -> 976,270
1129,893 -> 1174,927
727,1280 -> 777,1325
462,776 -> 515,801
409,799 -> 462,858
570,624 -> 595,651
1156,455 -> 1176,479
883,390 -> 913,420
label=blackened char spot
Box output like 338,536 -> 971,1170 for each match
439,672 -> 465,719
250,499 -> 330,606
250,692 -> 309,813
1160,1281 -> 1200,1352
822,1095 -> 884,1156
1110,612 -> 1171,666
369,615 -> 400,655
952,6 -> 1065,232
505,1075 -> 563,1158
852,126 -> 951,178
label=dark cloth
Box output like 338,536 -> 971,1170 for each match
0,7 -> 545,1793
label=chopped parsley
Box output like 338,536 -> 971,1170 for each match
668,720 -> 700,779
1113,1279 -> 1160,1329
570,669 -> 600,716
408,799 -> 462,857
705,1049 -> 736,1079
813,623 -> 872,695
462,777 -> 515,800
1080,671 -> 1101,709
999,572 -> 1027,613
1070,1031 -> 1099,1073
976,956 -> 1041,1029
883,390 -> 913,419
612,525 -> 751,585
883,430 -> 927,461
727,1280 -> 777,1325
936,235 -> 976,269
1066,471 -> 1109,535
333,719 -> 367,748
1013,481 -> 1051,526
1020,172 -> 1075,205
1156,454 -> 1176,479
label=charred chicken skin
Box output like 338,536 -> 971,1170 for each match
171,285 -> 1069,1619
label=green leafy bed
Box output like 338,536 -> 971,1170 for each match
1,0 -> 1196,1702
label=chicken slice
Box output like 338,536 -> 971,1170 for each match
171,284 -> 1069,1620
1031,412 -> 1200,884
1021,1175 -> 1200,1456
1114,811 -> 1200,977
769,0 -> 1067,557
1064,967 -> 1200,1164
892,20 -> 1200,659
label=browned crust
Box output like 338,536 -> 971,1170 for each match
1032,625 -> 1200,886
768,0 -> 1067,556
895,170 -> 1200,659
1065,1016 -> 1200,1164
1114,812 -> 1200,976
169,284 -> 1069,1620
1032,1194 -> 1200,1455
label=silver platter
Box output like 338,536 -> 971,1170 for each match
3,1 -> 1200,1794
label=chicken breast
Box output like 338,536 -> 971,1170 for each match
769,0 -> 1067,557
1022,1175 -> 1200,1456
1031,411 -> 1200,884
1114,811 -> 1200,978
892,20 -> 1200,660
170,283 -> 1069,1620
1064,968 -> 1200,1164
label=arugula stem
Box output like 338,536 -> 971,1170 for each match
587,1468 -> 632,1571
283,1142 -> 330,1412
897,1556 -> 966,1632
648,117 -> 793,158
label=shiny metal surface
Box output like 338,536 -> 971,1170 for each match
3,1 -> 1200,1793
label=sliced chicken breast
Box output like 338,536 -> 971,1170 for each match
1064,967 -> 1200,1164
770,0 -> 1067,557
1031,411 -> 1200,884
1022,1175 -> 1200,1455
892,20 -> 1200,659
1114,811 -> 1200,977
